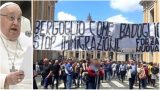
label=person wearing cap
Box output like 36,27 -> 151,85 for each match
0,2 -> 32,89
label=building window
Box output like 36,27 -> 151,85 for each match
91,51 -> 93,58
48,6 -> 50,19
109,52 -> 113,60
82,51 -> 85,59
76,51 -> 79,58
150,8 -> 154,22
125,54 -> 129,61
97,51 -> 100,59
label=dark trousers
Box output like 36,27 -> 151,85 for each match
44,77 -> 50,89
95,76 -> 101,89
152,79 -> 156,87
141,78 -> 147,89
148,75 -> 151,84
105,70 -> 107,80
116,71 -> 121,80
77,74 -> 81,88
62,74 -> 67,89
87,76 -> 100,89
120,71 -> 125,82
41,75 -> 45,86
33,77 -> 38,89
87,76 -> 96,89
52,75 -> 59,89
138,77 -> 141,89
129,75 -> 136,89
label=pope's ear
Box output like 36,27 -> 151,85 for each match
21,16 -> 32,37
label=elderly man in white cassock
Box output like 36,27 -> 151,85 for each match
0,2 -> 33,89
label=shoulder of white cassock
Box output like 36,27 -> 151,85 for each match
19,16 -> 32,51
19,16 -> 32,52
18,32 -> 32,51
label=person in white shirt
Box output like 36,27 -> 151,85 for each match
0,2 -> 33,89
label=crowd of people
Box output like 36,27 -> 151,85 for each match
33,58 -> 160,89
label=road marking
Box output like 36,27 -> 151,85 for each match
111,80 -> 125,87
133,86 -> 139,89
125,81 -> 157,89
125,82 -> 129,85
101,83 -> 111,87
146,86 -> 154,89
58,83 -> 64,88
125,82 -> 138,89
123,81 -> 128,83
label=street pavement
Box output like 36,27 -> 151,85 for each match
35,75 -> 160,89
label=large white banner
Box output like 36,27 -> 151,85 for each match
33,21 -> 160,52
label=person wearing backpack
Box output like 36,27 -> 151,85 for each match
138,63 -> 147,89
151,63 -> 159,87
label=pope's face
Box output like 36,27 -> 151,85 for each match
0,4 -> 22,41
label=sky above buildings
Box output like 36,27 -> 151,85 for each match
54,0 -> 143,23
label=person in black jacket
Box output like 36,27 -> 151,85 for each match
33,63 -> 38,89
151,63 -> 159,87
51,60 -> 60,89
41,58 -> 52,89
61,61 -> 67,89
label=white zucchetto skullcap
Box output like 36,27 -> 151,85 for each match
0,2 -> 18,10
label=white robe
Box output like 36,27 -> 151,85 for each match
0,32 -> 33,89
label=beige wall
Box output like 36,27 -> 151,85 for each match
141,0 -> 160,63
33,1 -> 57,62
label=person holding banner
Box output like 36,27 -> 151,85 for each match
0,2 -> 33,89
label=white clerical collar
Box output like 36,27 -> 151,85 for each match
0,30 -> 24,58
0,30 -> 8,40
0,30 -> 23,52
0,30 -> 18,44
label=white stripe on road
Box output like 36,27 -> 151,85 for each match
101,83 -> 111,87
111,80 -> 125,87
59,83 -> 64,88
125,82 -> 129,85
58,83 -> 77,88
125,82 -> 138,89
146,86 -> 154,89
123,81 -> 128,83
125,82 -> 157,89
133,86 -> 139,89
